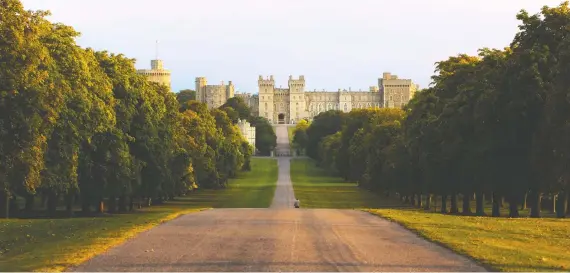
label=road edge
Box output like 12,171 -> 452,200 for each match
362,209 -> 496,272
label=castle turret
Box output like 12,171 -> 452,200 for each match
258,75 -> 275,122
136,42 -> 171,90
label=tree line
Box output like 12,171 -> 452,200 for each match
0,0 -> 263,218
293,2 -> 570,218
176,91 -> 277,156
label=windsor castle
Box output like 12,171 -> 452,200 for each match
135,58 -> 419,125
196,72 -> 418,124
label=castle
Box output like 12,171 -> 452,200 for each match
195,77 -> 235,109
232,72 -> 419,124
136,59 -> 172,90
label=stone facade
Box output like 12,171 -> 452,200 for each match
237,119 -> 256,150
379,72 -> 419,108
195,77 -> 235,109
255,72 -> 418,124
197,72 -> 418,124
137,59 -> 171,90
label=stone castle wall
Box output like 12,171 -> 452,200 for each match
198,73 -> 418,125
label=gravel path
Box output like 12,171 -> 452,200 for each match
270,125 -> 295,209
69,209 -> 485,272
69,124 -> 486,272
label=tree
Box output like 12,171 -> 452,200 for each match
176,89 -> 196,106
221,97 -> 251,121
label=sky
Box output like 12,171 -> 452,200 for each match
21,0 -> 565,94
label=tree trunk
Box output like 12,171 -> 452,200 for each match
475,191 -> 485,216
462,192 -> 472,215
0,190 -> 10,218
81,196 -> 91,214
9,196 -> 18,216
491,192 -> 500,217
529,191 -> 542,218
416,194 -> 423,208
424,194 -> 432,210
65,193 -> 74,218
552,194 -> 557,214
450,194 -> 459,214
96,199 -> 104,214
47,191 -> 58,217
521,192 -> 528,210
118,195 -> 127,213
25,194 -> 35,213
499,196 -> 505,208
566,191 -> 570,216
556,192 -> 566,218
410,194 -> 416,207
508,196 -> 520,218
440,194 -> 448,214
129,196 -> 135,211
108,196 -> 117,213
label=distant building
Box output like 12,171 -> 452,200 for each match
237,119 -> 256,149
195,77 -> 235,109
137,59 -> 172,90
379,72 -> 419,108
198,72 -> 418,125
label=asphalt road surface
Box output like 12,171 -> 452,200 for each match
271,125 -> 296,209
69,124 -> 486,272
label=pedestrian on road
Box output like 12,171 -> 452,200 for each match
294,199 -> 300,208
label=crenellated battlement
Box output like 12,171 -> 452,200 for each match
258,75 -> 275,87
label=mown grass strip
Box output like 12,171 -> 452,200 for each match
0,158 -> 277,272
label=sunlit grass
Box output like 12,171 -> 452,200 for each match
0,158 -> 278,272
290,158 -> 405,209
367,209 -> 570,272
290,157 -> 570,272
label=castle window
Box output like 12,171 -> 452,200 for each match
265,102 -> 268,109
344,103 -> 347,111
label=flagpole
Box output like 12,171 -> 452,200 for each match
155,40 -> 159,59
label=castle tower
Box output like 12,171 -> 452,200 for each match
379,72 -> 417,108
136,41 -> 172,90
258,75 -> 275,123
226,81 -> 235,101
288,75 -> 306,124
195,77 -> 207,103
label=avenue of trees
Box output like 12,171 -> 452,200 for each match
294,2 -> 570,218
0,0 -> 256,218
176,92 -> 277,156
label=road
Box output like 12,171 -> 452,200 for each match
270,125 -> 296,209
70,124 -> 486,272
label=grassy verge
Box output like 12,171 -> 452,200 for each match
290,158 -> 405,208
291,157 -> 570,272
0,158 -> 278,272
367,209 -> 570,272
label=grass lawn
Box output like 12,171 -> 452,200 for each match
0,158 -> 277,272
290,158 -> 405,209
368,209 -> 570,272
291,157 -> 570,272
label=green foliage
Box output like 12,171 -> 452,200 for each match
176,89 -> 196,105
221,97 -> 251,121
303,2 -> 570,218
0,1 -> 253,218
250,116 -> 276,156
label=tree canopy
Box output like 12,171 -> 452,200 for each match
298,2 -> 570,218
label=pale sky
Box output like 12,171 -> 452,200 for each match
21,0 -> 564,93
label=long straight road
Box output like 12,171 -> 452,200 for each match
70,124 -> 486,272
270,125 -> 295,209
